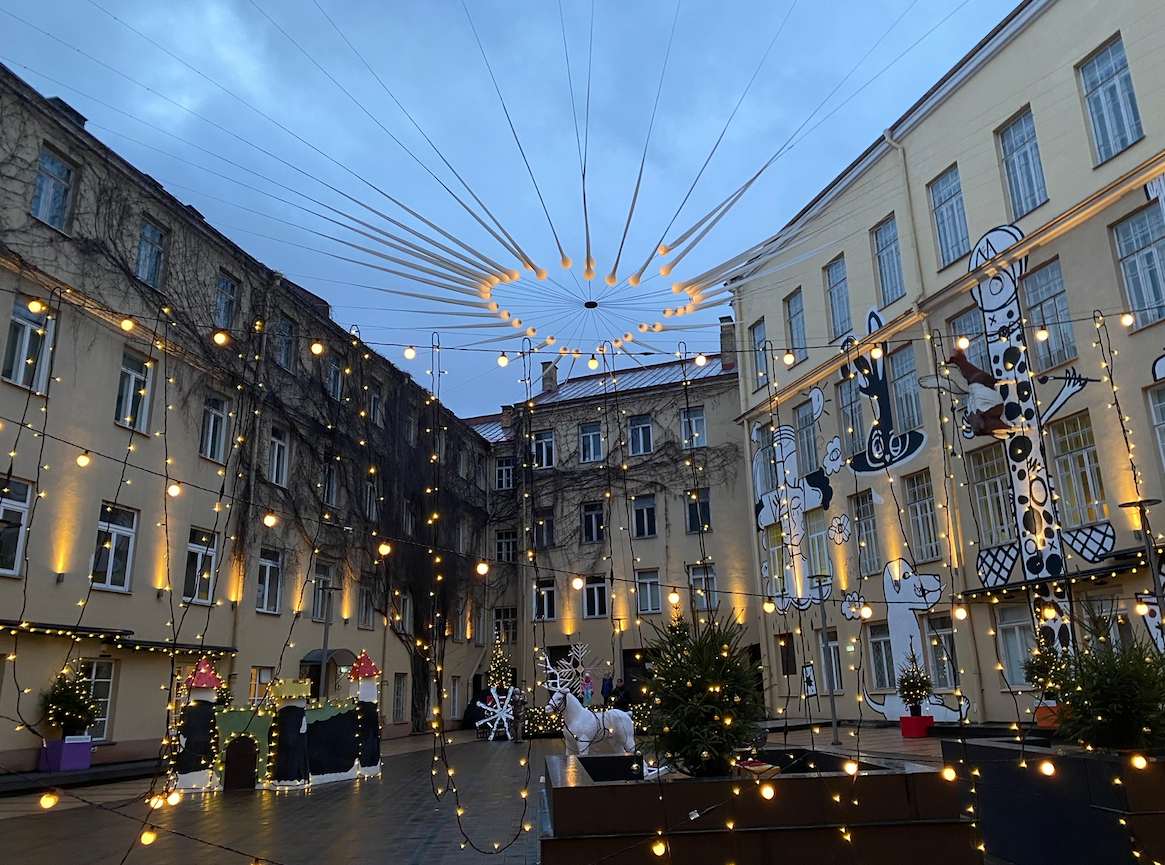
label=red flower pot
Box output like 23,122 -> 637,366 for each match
899,715 -> 935,738
1034,705 -> 1059,729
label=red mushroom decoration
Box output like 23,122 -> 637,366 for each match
348,650 -> 380,703
184,657 -> 224,701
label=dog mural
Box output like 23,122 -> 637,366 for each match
753,388 -> 839,612
862,559 -> 968,722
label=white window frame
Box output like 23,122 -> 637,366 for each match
3,300 -> 53,392
494,606 -> 518,643
969,443 -> 1017,548
183,528 -> 217,604
681,407 -> 706,449
584,576 -> 608,619
249,666 -> 274,705
996,605 -> 1035,687
358,579 -> 375,630
766,523 -> 786,595
1050,411 -> 1107,528
368,381 -> 383,426
1023,261 -> 1076,370
30,148 -> 74,231
579,422 -> 602,462
930,165 -> 970,267
750,318 -> 768,388
628,415 -> 653,455
135,218 -> 166,288
948,308 -> 990,373
325,356 -> 343,401
999,109 -> 1048,219
396,592 -> 413,634
873,215 -> 905,306
322,463 -> 337,507
632,495 -> 657,538
786,290 -> 807,363
91,503 -> 136,592
819,628 -> 843,692
795,401 -> 817,472
905,469 -> 941,562
685,488 -> 710,534
838,376 -> 863,457
534,509 -> 555,548
114,351 -> 150,432
81,660 -> 115,741
268,426 -> 288,487
868,623 -> 894,691
825,256 -> 851,338
1150,385 -> 1165,476
532,431 -> 555,468
636,568 -> 661,614
312,563 -> 333,623
214,272 -> 236,329
689,564 -> 718,611
1080,36 -> 1143,164
199,394 -> 228,463
889,345 -> 922,431
851,490 -> 880,576
365,477 -> 379,521
581,502 -> 604,544
0,481 -> 31,576
392,672 -> 408,724
256,548 -> 282,614
275,318 -> 296,369
1115,206 -> 1165,328
927,615 -> 960,690
495,456 -> 514,489
534,578 -> 557,621
496,530 -> 518,563
805,507 -> 829,578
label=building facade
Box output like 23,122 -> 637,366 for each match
0,64 -> 491,771
727,0 -> 1165,724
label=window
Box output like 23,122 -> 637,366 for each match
395,593 -> 412,634
1115,206 -> 1165,328
0,481 -> 31,575
948,308 -> 989,373
927,615 -> 960,689
268,427 -> 288,487
766,523 -> 787,594
312,563 -> 333,622
750,319 -> 768,388
30,148 -> 74,231
475,456 -> 485,489
580,423 -> 602,462
681,407 -> 706,449
584,576 -> 608,619
113,352 -> 149,431
930,166 -> 970,267
825,257 -> 851,338
256,548 -> 281,614
275,318 -> 296,369
969,444 -> 1016,548
686,488 -> 711,534
785,290 -> 807,363
81,660 -> 115,740
135,218 -> 166,288
1050,412 -> 1107,527
3,300 -> 51,391
633,495 -> 657,538
450,676 -> 462,719
1151,386 -> 1165,474
364,477 -> 379,521
999,110 -> 1048,218
1080,36 -> 1143,163
756,426 -> 778,494
474,603 -> 485,646
777,634 -> 796,676
392,673 -> 408,724
533,431 -> 555,468
214,272 -> 236,329
838,376 -> 864,457
889,346 -> 922,431
997,606 -> 1035,686
92,504 -> 136,591
325,357 -> 343,401
581,502 -> 604,544
636,569 -> 661,614
199,394 -> 228,462
358,579 -> 375,630
820,628 -> 842,691
851,490 -> 880,576
494,606 -> 518,643
689,564 -> 717,611
321,463 -> 337,507
795,401 -> 817,472
453,519 -> 464,553
628,415 -> 653,455
495,456 -> 514,489
905,469 -> 941,561
452,602 -> 465,642
868,623 -> 895,691
805,508 -> 829,578
496,530 -> 518,563
534,508 -> 555,548
873,216 -> 905,306
183,528 -> 217,604
368,382 -> 383,426
404,500 -> 416,536
534,578 -> 556,621
1023,262 -> 1075,370
248,666 -> 274,705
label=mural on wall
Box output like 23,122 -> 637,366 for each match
753,388 -> 841,612
947,225 -> 1114,588
862,560 -> 968,722
838,309 -> 927,474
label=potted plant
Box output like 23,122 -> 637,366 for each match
1021,634 -> 1064,728
39,669 -> 98,772
897,640 -> 935,737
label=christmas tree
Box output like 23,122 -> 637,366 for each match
41,669 -> 98,737
896,637 -> 933,716
486,640 -> 512,690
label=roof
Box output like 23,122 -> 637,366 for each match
470,415 -> 509,443
534,354 -> 734,407
185,657 -> 225,690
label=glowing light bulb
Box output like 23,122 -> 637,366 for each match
783,351 -> 796,366
28,300 -> 45,315
140,829 -> 157,845
668,590 -> 680,605
693,353 -> 708,368
1042,607 -> 1056,620
476,562 -> 489,576
1136,601 -> 1150,616
1039,761 -> 1055,776
941,766 -> 957,782
859,604 -> 873,620
760,784 -> 775,800
1121,312 -> 1135,327
652,839 -> 667,856
572,348 -> 582,358
763,598 -> 775,614
652,322 -> 663,332
404,346 -> 416,360
121,318 -> 135,332
953,605 -> 967,621
560,255 -> 572,269
572,576 -> 584,590
167,483 -> 182,498
498,352 -> 509,367
499,310 -> 511,321
213,331 -> 229,346
957,336 -> 970,350
76,451 -> 91,468
1133,755 -> 1148,770
148,795 -> 165,809
378,542 -> 392,557
262,513 -> 278,528
1035,328 -> 1049,342
311,342 -> 324,355
588,354 -> 599,370
39,792 -> 57,809
844,761 -> 859,775
870,345 -> 884,360
166,791 -> 181,806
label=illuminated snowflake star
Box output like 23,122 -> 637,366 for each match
475,686 -> 515,741
555,642 -> 591,699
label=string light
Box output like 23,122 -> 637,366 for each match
763,598 -> 775,614
572,576 -> 584,590
1035,327 -> 1049,341
76,451 -> 90,467
403,345 -> 416,359
782,350 -> 795,366
28,299 -> 45,314
498,352 -> 509,367
140,828 -> 157,845
668,590 -> 680,605
213,331 -> 229,346
652,839 -> 667,856
1132,755 -> 1148,770
310,341 -> 325,355
588,354 -> 599,370
476,562 -> 490,576
1121,312 -> 1135,327
941,767 -> 957,782
953,605 -> 967,621
120,317 -> 135,332
167,483 -> 182,497
956,336 -> 970,350
262,513 -> 278,528
694,353 -> 707,367
378,542 -> 392,556
760,784 -> 775,800
1039,761 -> 1056,776
39,792 -> 57,809
1136,600 -> 1150,616
859,604 -> 873,620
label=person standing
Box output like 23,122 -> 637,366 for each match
581,672 -> 595,708
612,678 -> 631,712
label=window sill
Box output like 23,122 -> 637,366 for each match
29,214 -> 73,238
357,625 -> 374,631
2,378 -> 49,398
184,599 -> 213,607
534,618 -> 557,624
637,609 -> 663,616
1011,197 -> 1049,223
1094,134 -> 1145,169
198,454 -> 227,467
633,535 -> 658,541
937,253 -> 970,275
91,584 -> 130,594
256,609 -> 281,616
114,421 -> 151,438
685,529 -> 713,535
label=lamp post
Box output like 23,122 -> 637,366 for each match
1120,498 -> 1164,633
815,574 -> 841,745
316,581 -> 341,702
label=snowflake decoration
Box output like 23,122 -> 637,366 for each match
475,686 -> 516,741
555,642 -> 591,698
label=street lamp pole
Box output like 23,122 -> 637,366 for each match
816,575 -> 840,745
317,582 -> 340,702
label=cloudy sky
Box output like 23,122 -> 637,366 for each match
1,0 -> 1018,417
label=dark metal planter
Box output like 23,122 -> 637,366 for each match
940,739 -> 1165,865
541,748 -> 982,864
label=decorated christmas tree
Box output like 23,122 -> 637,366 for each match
896,638 -> 934,717
41,669 -> 98,737
486,640 -> 512,690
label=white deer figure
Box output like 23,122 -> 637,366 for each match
540,655 -> 636,756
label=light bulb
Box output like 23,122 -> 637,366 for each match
39,792 -> 57,809
695,353 -> 707,367
783,351 -> 796,366
498,353 -> 509,367
121,318 -> 135,332
311,342 -> 324,355
844,761 -> 859,775
263,513 -> 278,528
588,355 -> 599,370
166,791 -> 181,806
953,605 -> 967,621
583,267 -> 595,280
859,604 -> 873,620
1035,328 -> 1049,342
870,345 -> 884,360
560,255 -> 572,269
668,590 -> 680,605
957,336 -> 970,350
605,273 -> 617,286
941,766 -> 957,782
1121,312 -> 1135,327
760,784 -> 775,800
1042,607 -> 1056,620
404,346 -> 416,360
140,829 -> 157,845
1133,755 -> 1148,770
76,451 -> 91,468
763,598 -> 775,614
652,839 -> 666,856
167,483 -> 182,498
1039,760 -> 1055,776
213,331 -> 229,346
1136,601 -> 1150,616
378,542 -> 392,557
572,576 -> 584,590
476,562 -> 489,576
27,299 -> 45,315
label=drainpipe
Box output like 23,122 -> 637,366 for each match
883,130 -> 929,300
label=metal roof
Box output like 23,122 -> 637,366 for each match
535,354 -> 734,406
469,416 -> 509,443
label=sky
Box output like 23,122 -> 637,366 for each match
0,0 -> 1020,418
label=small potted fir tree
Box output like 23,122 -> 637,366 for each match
1021,634 -> 1063,728
896,639 -> 935,738
39,669 -> 98,772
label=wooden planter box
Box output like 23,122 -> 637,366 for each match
939,739 -> 1165,865
39,737 -> 92,772
541,748 -> 982,865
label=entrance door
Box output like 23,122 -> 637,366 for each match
223,736 -> 257,790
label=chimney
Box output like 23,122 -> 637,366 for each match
500,406 -> 514,429
719,316 -> 737,371
541,361 -> 558,393
46,97 -> 86,129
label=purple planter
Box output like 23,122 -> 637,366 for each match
39,737 -> 92,772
